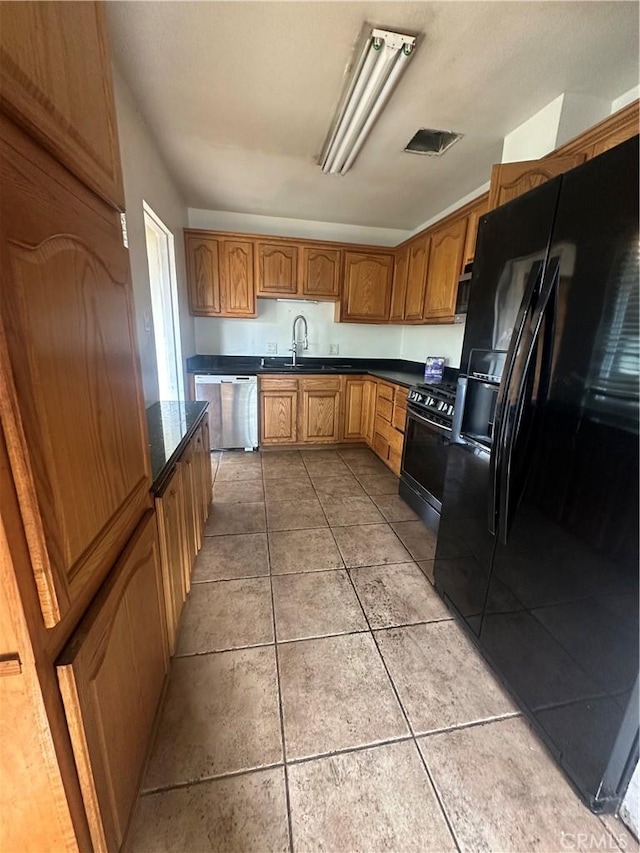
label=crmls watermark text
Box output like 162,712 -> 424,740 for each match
560,830 -> 627,850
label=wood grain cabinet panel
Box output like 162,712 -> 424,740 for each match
185,234 -> 221,315
343,377 -> 366,440
301,246 -> 342,299
487,155 -> 584,211
390,246 -> 409,322
0,117 -> 150,628
155,466 -> 187,654
340,252 -> 393,322
256,242 -> 299,296
404,235 -> 430,321
424,218 -> 468,321
261,390 -> 298,445
57,513 -> 169,853
181,439 -> 200,560
300,386 -> 341,444
0,2 -> 124,210
220,240 -> 256,316
462,195 -> 489,267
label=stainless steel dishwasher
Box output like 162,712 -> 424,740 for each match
193,375 -> 258,450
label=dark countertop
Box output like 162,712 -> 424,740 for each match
185,355 -> 426,388
146,401 -> 208,494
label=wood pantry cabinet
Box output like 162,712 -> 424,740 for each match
56,513 -> 168,853
0,2 -> 124,210
185,231 -> 256,317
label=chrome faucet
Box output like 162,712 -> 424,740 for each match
290,314 -> 308,367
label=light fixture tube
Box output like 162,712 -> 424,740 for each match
320,27 -> 416,176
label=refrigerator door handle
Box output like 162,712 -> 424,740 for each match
498,256 -> 561,544
488,260 -> 545,535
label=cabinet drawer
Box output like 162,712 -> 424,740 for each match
377,383 -> 394,402
388,449 -> 402,477
372,431 -> 390,460
388,426 -> 405,456
376,396 -> 393,423
299,376 -> 341,391
260,375 -> 298,391
374,415 -> 392,441
392,405 -> 407,433
56,512 -> 169,852
394,386 -> 408,409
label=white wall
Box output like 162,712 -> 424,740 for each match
195,300 -> 404,359
400,324 -> 466,369
113,68 -> 195,405
188,208 -> 409,247
612,85 -> 640,113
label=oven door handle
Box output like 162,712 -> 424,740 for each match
406,406 -> 452,435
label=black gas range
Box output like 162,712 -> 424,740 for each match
400,380 -> 459,532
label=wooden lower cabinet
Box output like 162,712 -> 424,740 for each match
299,377 -> 341,444
56,512 -> 169,853
260,377 -> 298,445
343,377 -> 367,440
370,380 -> 407,475
155,464 -> 188,654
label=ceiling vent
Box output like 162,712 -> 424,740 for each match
404,128 -> 463,156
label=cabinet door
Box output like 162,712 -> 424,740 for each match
220,240 -> 256,316
57,513 -> 169,852
181,441 -> 200,561
0,117 -> 150,628
341,252 -> 393,322
343,377 -> 366,440
487,155 -> 584,211
200,415 -> 212,522
462,195 -> 489,267
0,2 -> 124,209
256,241 -> 299,296
424,218 -> 468,320
300,385 -> 342,444
301,246 -> 341,299
260,380 -> 298,445
185,233 -> 221,315
155,466 -> 187,654
364,380 -> 377,446
390,246 -> 409,322
404,236 -> 430,321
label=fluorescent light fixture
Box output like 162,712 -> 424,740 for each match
320,27 -> 417,176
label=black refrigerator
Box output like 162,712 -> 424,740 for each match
435,135 -> 639,813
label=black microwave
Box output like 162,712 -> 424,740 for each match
454,262 -> 473,323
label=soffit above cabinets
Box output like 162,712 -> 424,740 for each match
107,1 -> 639,230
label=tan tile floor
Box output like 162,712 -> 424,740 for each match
128,448 -> 636,853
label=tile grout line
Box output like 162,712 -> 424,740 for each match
264,463 -> 296,853
139,760 -> 286,797
340,549 -> 464,853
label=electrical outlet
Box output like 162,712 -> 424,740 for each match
329,344 -> 339,355
266,342 -> 277,354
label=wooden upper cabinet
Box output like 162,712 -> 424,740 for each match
405,235 -> 430,321
340,251 -> 393,322
185,233 -> 221,315
185,231 -> 256,317
220,240 -> 256,316
57,512 -> 168,852
256,241 -> 299,296
463,194 -> 489,266
424,217 -> 467,320
487,155 -> 585,211
301,246 -> 342,299
0,117 -> 150,628
390,246 -> 409,322
0,2 -> 124,210
552,100 -> 639,161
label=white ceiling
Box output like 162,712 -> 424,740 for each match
107,1 -> 639,230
